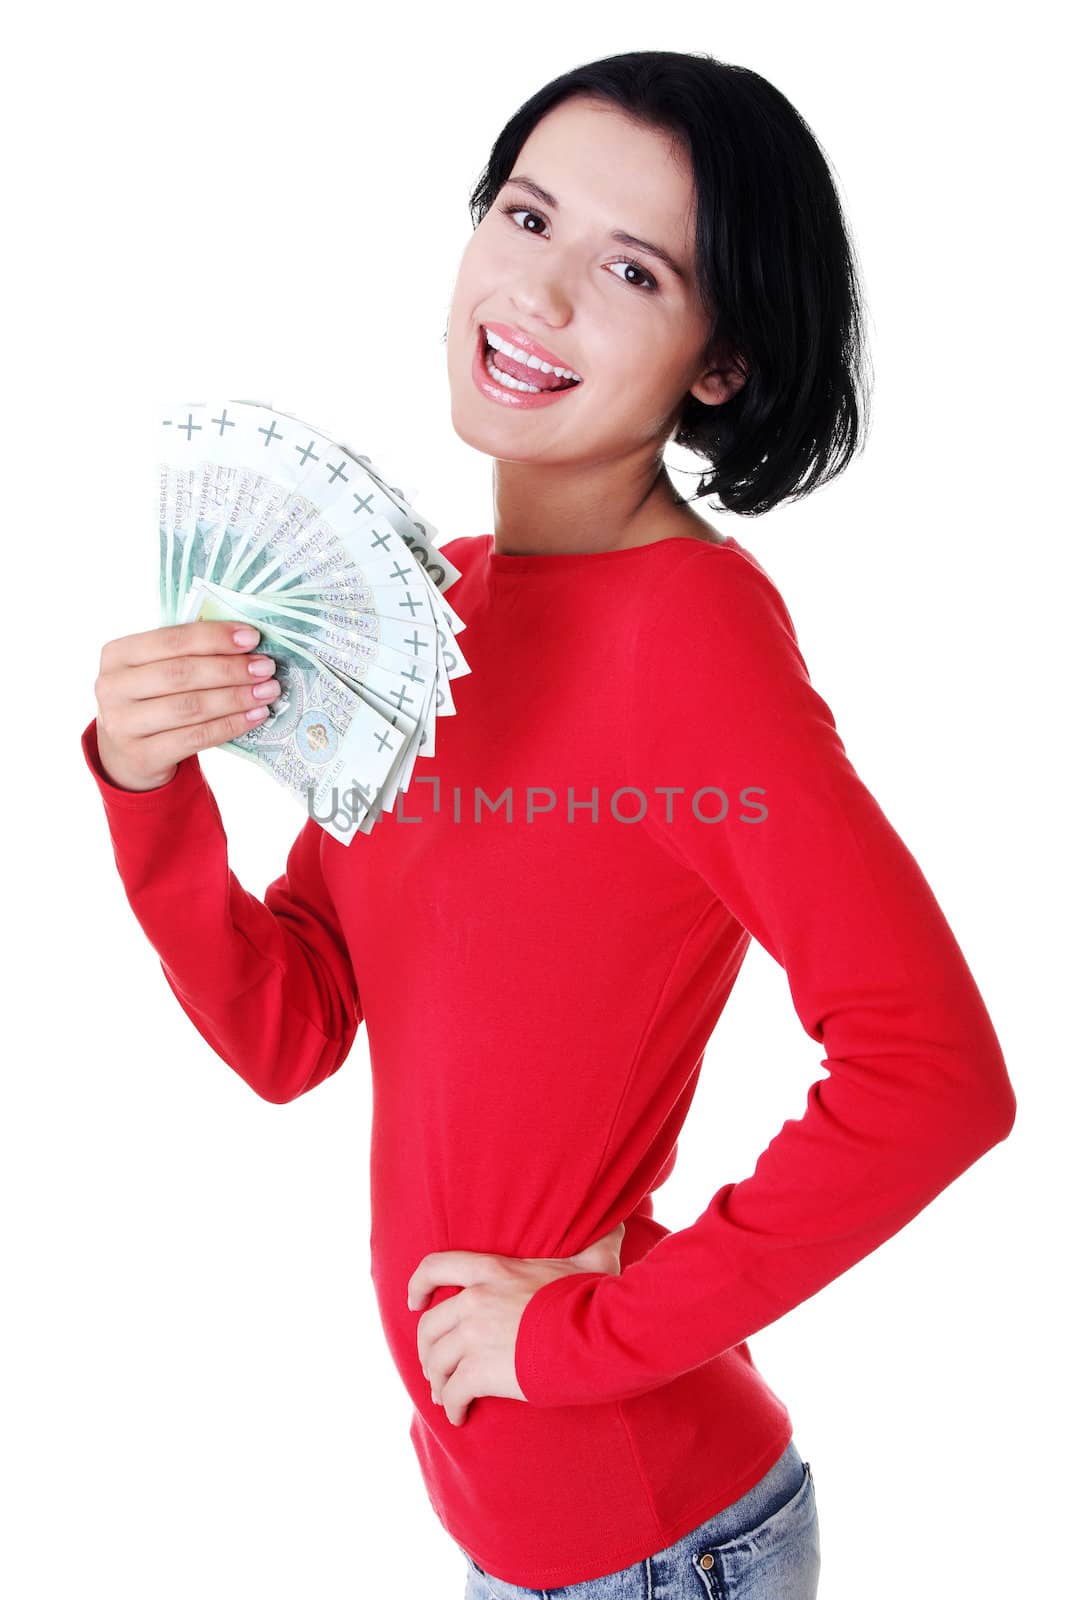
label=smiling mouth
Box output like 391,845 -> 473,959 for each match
481,328 -> 582,392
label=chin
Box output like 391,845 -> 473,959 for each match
444,381 -> 500,454
448,406 -> 498,458
447,405 -> 531,465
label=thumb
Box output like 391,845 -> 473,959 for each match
568,1221 -> 626,1275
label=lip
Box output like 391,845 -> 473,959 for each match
472,327 -> 583,411
481,321 -> 581,381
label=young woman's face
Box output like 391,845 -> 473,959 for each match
446,95 -> 734,468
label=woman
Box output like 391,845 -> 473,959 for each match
84,50 -> 1016,1599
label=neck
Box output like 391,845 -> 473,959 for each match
490,456 -> 690,558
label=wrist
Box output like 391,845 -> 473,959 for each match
95,726 -> 177,793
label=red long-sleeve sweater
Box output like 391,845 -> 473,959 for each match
81,531 -> 1015,1587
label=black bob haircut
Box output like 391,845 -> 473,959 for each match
463,49 -> 874,518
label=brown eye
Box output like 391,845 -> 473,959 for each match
500,204 -> 547,234
606,260 -> 657,292
498,202 -> 659,293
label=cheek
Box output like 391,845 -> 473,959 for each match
598,337 -> 680,412
446,239 -> 482,317
640,337 -> 698,417
618,345 -> 692,440
455,228 -> 501,293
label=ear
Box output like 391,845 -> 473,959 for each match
689,349 -> 748,408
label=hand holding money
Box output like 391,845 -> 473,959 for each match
155,399 -> 472,841
94,621 -> 281,792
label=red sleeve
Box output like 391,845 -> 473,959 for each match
81,716 -> 363,1103
513,547 -> 1016,1408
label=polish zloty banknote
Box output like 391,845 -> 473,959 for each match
161,400 -> 471,841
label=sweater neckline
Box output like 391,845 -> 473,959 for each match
487,532 -> 740,575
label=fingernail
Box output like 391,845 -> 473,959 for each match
233,627 -> 259,647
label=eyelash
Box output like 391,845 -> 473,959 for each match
496,203 -> 660,293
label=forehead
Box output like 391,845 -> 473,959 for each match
511,97 -> 697,254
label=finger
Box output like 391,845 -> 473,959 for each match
112,647 -> 277,706
408,1251 -> 486,1309
115,674 -> 281,740
423,1326 -> 466,1402
440,1364 -> 471,1427
126,703 -> 278,772
100,620 -> 263,674
415,1298 -> 462,1370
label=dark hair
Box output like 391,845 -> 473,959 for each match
464,50 -> 874,517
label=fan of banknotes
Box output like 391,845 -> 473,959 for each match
159,399 -> 471,844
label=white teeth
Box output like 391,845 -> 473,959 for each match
484,328 -> 580,382
486,355 -> 541,393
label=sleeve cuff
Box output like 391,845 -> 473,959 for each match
514,1269 -> 605,1408
81,715 -> 207,812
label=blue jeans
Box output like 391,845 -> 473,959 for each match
458,1440 -> 820,1598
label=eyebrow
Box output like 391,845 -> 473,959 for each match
503,173 -> 689,284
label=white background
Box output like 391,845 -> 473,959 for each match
4,1 -> 1062,1595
